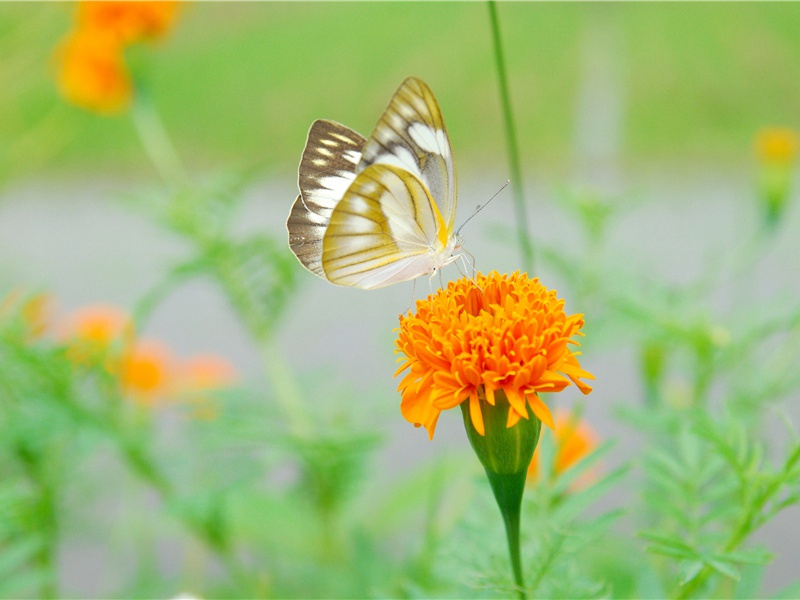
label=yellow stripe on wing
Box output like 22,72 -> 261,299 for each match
322,164 -> 441,289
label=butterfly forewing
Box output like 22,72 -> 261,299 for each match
322,164 -> 447,289
358,77 -> 458,234
288,120 -> 367,277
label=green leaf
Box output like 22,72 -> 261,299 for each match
680,560 -> 705,584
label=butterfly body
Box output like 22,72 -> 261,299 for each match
287,77 -> 460,290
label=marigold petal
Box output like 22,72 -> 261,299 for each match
527,394 -> 555,429
504,388 -> 529,420
484,384 -> 496,406
506,406 -> 522,428
469,391 -> 485,436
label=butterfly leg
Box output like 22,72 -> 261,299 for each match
461,247 -> 478,277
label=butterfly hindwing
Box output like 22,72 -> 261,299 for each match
322,164 -> 448,290
358,77 -> 458,235
288,119 -> 367,277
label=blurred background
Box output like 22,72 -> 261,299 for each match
2,2 -> 800,598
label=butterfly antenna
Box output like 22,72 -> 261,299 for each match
456,180 -> 510,236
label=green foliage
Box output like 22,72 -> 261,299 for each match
2,4 -> 800,598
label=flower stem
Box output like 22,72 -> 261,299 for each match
131,89 -> 188,188
487,470 -> 527,599
488,0 -> 535,273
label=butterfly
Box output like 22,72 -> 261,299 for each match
287,76 -> 462,290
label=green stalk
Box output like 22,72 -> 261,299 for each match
488,1 -> 535,273
131,89 -> 188,188
461,391 -> 540,599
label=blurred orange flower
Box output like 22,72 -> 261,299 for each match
176,354 -> 238,419
56,29 -> 132,114
756,127 -> 798,165
178,354 -> 238,391
527,410 -> 597,482
62,303 -> 134,365
56,1 -> 181,113
0,290 -> 53,339
395,271 -> 593,439
63,304 -> 133,346
119,340 -> 175,405
77,1 -> 181,44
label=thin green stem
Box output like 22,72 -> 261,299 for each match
131,90 -> 188,188
488,0 -> 535,273
501,500 -> 527,600
259,336 -> 312,439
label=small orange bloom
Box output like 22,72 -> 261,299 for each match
176,354 -> 238,419
527,410 -> 597,481
178,355 -> 238,391
119,340 -> 175,405
756,128 -> 798,165
56,28 -> 132,114
395,271 -> 594,439
63,304 -> 133,347
0,290 -> 53,339
77,1 -> 181,44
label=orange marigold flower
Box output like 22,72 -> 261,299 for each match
0,290 -> 53,339
119,340 -> 175,405
178,355 -> 238,390
395,271 -> 594,440
176,354 -> 238,420
77,1 -> 182,44
756,127 -> 798,165
527,410 -> 597,481
56,28 -> 132,114
63,304 -> 133,347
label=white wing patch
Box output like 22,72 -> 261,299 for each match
407,123 -> 450,157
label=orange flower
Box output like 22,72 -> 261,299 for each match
63,304 -> 133,347
395,271 -> 594,440
56,28 -> 132,114
119,340 -> 175,405
77,1 -> 181,44
0,290 -> 53,339
176,354 -> 238,419
756,127 -> 798,165
178,354 -> 238,391
527,410 -> 597,481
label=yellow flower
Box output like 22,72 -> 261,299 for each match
56,28 -> 132,114
77,1 -> 182,44
395,271 -> 594,440
0,289 -> 53,339
527,409 -> 597,481
756,127 -> 798,165
119,339 -> 175,405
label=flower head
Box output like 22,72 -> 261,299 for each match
756,127 -> 798,165
61,303 -> 134,365
56,28 -> 132,114
0,289 -> 53,339
119,339 -> 175,405
56,1 -> 181,114
175,354 -> 238,420
395,271 -> 594,439
77,1 -> 181,44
